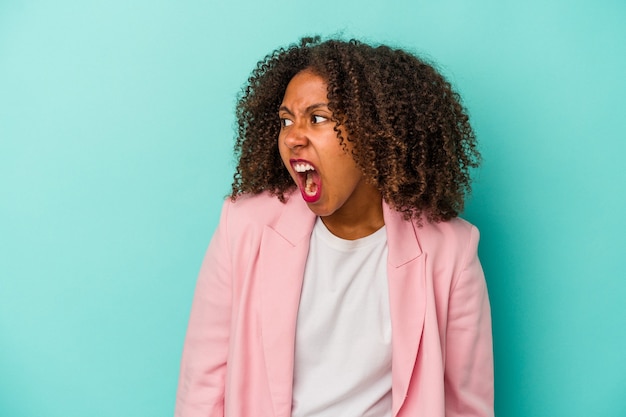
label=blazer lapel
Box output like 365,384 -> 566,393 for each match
258,197 -> 316,417
383,203 -> 427,417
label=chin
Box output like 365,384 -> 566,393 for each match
305,202 -> 337,218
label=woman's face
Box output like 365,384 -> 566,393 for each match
278,69 -> 382,234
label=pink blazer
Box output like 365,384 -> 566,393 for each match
175,192 -> 493,417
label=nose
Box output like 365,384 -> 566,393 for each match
282,122 -> 309,151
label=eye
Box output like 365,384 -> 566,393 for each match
312,115 -> 327,124
280,118 -> 293,127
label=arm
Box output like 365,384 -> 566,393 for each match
175,201 -> 233,417
444,226 -> 494,417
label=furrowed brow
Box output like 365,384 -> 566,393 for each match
278,105 -> 293,116
305,103 -> 329,113
278,103 -> 328,115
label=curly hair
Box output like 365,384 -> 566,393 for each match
231,36 -> 480,223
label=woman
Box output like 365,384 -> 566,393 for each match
175,36 -> 493,417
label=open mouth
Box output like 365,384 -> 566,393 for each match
291,159 -> 321,202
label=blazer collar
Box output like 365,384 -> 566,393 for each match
272,196 -> 424,261
273,195 -> 317,245
382,202 -> 423,266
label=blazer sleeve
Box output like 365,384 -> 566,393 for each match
175,201 -> 233,417
444,225 -> 494,417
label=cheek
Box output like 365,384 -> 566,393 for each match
339,161 -> 365,188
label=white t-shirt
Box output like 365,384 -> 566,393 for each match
291,218 -> 392,417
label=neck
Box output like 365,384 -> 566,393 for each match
321,194 -> 384,240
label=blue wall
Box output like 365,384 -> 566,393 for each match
1,1 -> 625,416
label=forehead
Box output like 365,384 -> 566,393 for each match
281,70 -> 328,107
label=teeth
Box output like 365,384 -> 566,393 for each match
293,162 -> 315,173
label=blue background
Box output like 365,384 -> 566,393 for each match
1,0 -> 625,416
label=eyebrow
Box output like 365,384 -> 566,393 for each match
278,103 -> 328,115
